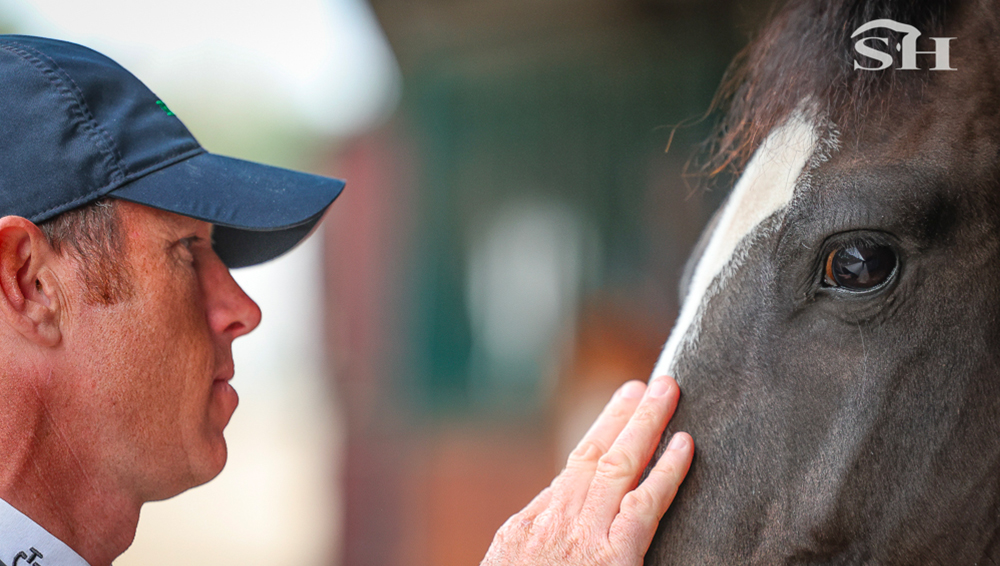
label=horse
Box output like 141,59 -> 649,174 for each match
644,0 -> 1000,563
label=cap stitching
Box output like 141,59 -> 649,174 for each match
0,41 -> 129,183
29,147 -> 207,223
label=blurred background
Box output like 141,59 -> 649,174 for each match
0,0 -> 767,564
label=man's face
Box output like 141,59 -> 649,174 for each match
55,202 -> 262,501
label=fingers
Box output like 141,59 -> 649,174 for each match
548,380 -> 647,514
582,376 -> 681,529
480,375 -> 693,566
609,432 -> 693,554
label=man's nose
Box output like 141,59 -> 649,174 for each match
204,255 -> 262,340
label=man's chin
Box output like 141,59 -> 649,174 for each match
147,442 -> 229,503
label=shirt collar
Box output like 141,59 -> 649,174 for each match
0,498 -> 90,566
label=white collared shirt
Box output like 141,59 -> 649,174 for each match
0,498 -> 90,566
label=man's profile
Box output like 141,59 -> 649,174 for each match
0,34 -> 342,565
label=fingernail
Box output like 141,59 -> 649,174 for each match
648,378 -> 670,398
667,433 -> 688,451
620,381 -> 644,399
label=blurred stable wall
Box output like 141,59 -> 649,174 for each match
324,0 -> 753,564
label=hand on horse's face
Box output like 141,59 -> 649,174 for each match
480,376 -> 693,566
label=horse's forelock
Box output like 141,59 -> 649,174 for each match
698,0 -> 955,186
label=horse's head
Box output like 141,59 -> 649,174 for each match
647,1 -> 1000,563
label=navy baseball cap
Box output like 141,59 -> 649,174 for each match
0,34 -> 345,268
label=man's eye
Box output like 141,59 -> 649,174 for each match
172,236 -> 204,263
823,243 -> 897,291
180,236 -> 203,249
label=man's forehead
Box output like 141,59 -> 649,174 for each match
118,200 -> 213,237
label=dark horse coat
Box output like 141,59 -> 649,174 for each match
645,0 -> 1000,563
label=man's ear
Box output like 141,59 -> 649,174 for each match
0,216 -> 62,347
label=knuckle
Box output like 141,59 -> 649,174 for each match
487,514 -> 530,557
649,460 -> 682,484
620,487 -> 657,518
568,440 -> 605,466
520,509 -> 574,557
499,511 -> 532,537
630,403 -> 661,427
530,507 -> 561,537
608,517 -> 646,559
606,400 -> 637,420
596,447 -> 639,480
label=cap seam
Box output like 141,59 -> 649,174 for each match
0,40 -> 129,183
30,147 -> 206,223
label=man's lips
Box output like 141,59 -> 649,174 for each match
212,364 -> 239,420
214,362 -> 235,383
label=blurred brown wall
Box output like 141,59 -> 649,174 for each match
323,1 -> 759,563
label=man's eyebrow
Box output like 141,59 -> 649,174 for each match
154,212 -> 211,236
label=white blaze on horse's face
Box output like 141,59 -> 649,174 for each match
653,111 -> 819,379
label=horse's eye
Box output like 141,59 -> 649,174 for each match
823,244 -> 897,291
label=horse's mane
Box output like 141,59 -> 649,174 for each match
698,0 -> 956,182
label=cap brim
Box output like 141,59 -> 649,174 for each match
110,151 -> 344,268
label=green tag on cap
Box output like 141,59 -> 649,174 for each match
156,100 -> 175,116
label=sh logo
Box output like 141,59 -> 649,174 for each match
852,19 -> 956,71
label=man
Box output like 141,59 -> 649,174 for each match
0,35 -> 693,565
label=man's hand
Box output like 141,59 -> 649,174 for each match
481,376 -> 692,566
